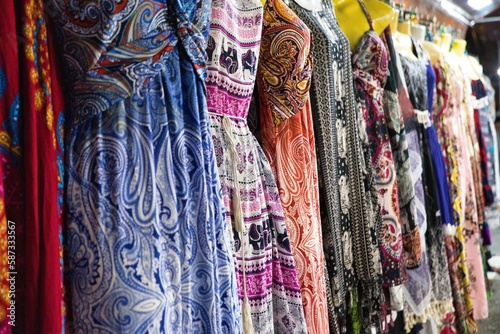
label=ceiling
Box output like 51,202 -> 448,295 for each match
412,0 -> 500,25
451,0 -> 500,22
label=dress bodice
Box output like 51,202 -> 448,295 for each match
205,0 -> 263,118
257,0 -> 312,126
399,40 -> 429,112
53,0 -> 210,120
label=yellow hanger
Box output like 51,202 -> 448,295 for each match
332,0 -> 393,52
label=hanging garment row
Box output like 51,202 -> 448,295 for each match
0,0 -> 498,334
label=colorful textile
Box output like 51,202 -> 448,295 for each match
254,0 -> 329,332
401,58 -> 454,331
471,79 -> 494,209
206,0 -> 307,332
453,56 -> 489,321
54,1 -> 242,332
0,2 -> 19,331
433,61 -> 473,334
390,40 -> 423,274
291,2 -> 385,332
481,76 -> 500,230
439,54 -> 478,332
353,28 -> 404,289
399,42 -> 433,329
4,0 -> 67,332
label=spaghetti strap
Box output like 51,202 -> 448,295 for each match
356,0 -> 374,31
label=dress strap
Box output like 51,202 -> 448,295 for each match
356,0 -> 374,31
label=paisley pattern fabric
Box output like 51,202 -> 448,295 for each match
381,29 -> 418,316
54,1 -> 242,332
52,0 -> 210,121
254,0 -> 329,333
352,29 -> 404,289
206,0 -> 307,332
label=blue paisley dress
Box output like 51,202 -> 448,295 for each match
52,1 -> 241,333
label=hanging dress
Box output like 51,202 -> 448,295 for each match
455,63 -> 488,321
381,29 -> 420,318
421,59 -> 455,330
288,1 -> 383,332
398,40 -> 433,331
205,0 -> 307,332
472,78 -> 495,245
351,7 -> 405,312
54,1 -> 241,332
436,56 -> 477,334
447,53 -> 488,324
404,55 -> 455,331
481,75 -> 500,229
253,0 -> 329,332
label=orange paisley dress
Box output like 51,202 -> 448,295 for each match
254,0 -> 329,333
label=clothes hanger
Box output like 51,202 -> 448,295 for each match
332,0 -> 393,51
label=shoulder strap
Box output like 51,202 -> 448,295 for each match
356,0 -> 374,31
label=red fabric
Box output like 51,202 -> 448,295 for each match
17,0 -> 63,332
0,2 -> 21,333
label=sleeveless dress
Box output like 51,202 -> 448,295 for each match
400,51 -> 454,331
289,2 -> 383,332
481,76 -> 500,229
253,0 -> 329,332
445,53 -> 488,323
205,0 -> 307,332
435,56 -> 477,333
472,78 -> 494,246
381,28 -> 419,316
54,1 -> 241,332
421,60 -> 454,329
351,16 -> 404,292
398,42 -> 434,330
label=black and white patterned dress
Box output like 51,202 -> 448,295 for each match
289,1 -> 383,332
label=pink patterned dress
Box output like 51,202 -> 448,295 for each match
206,0 -> 307,332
